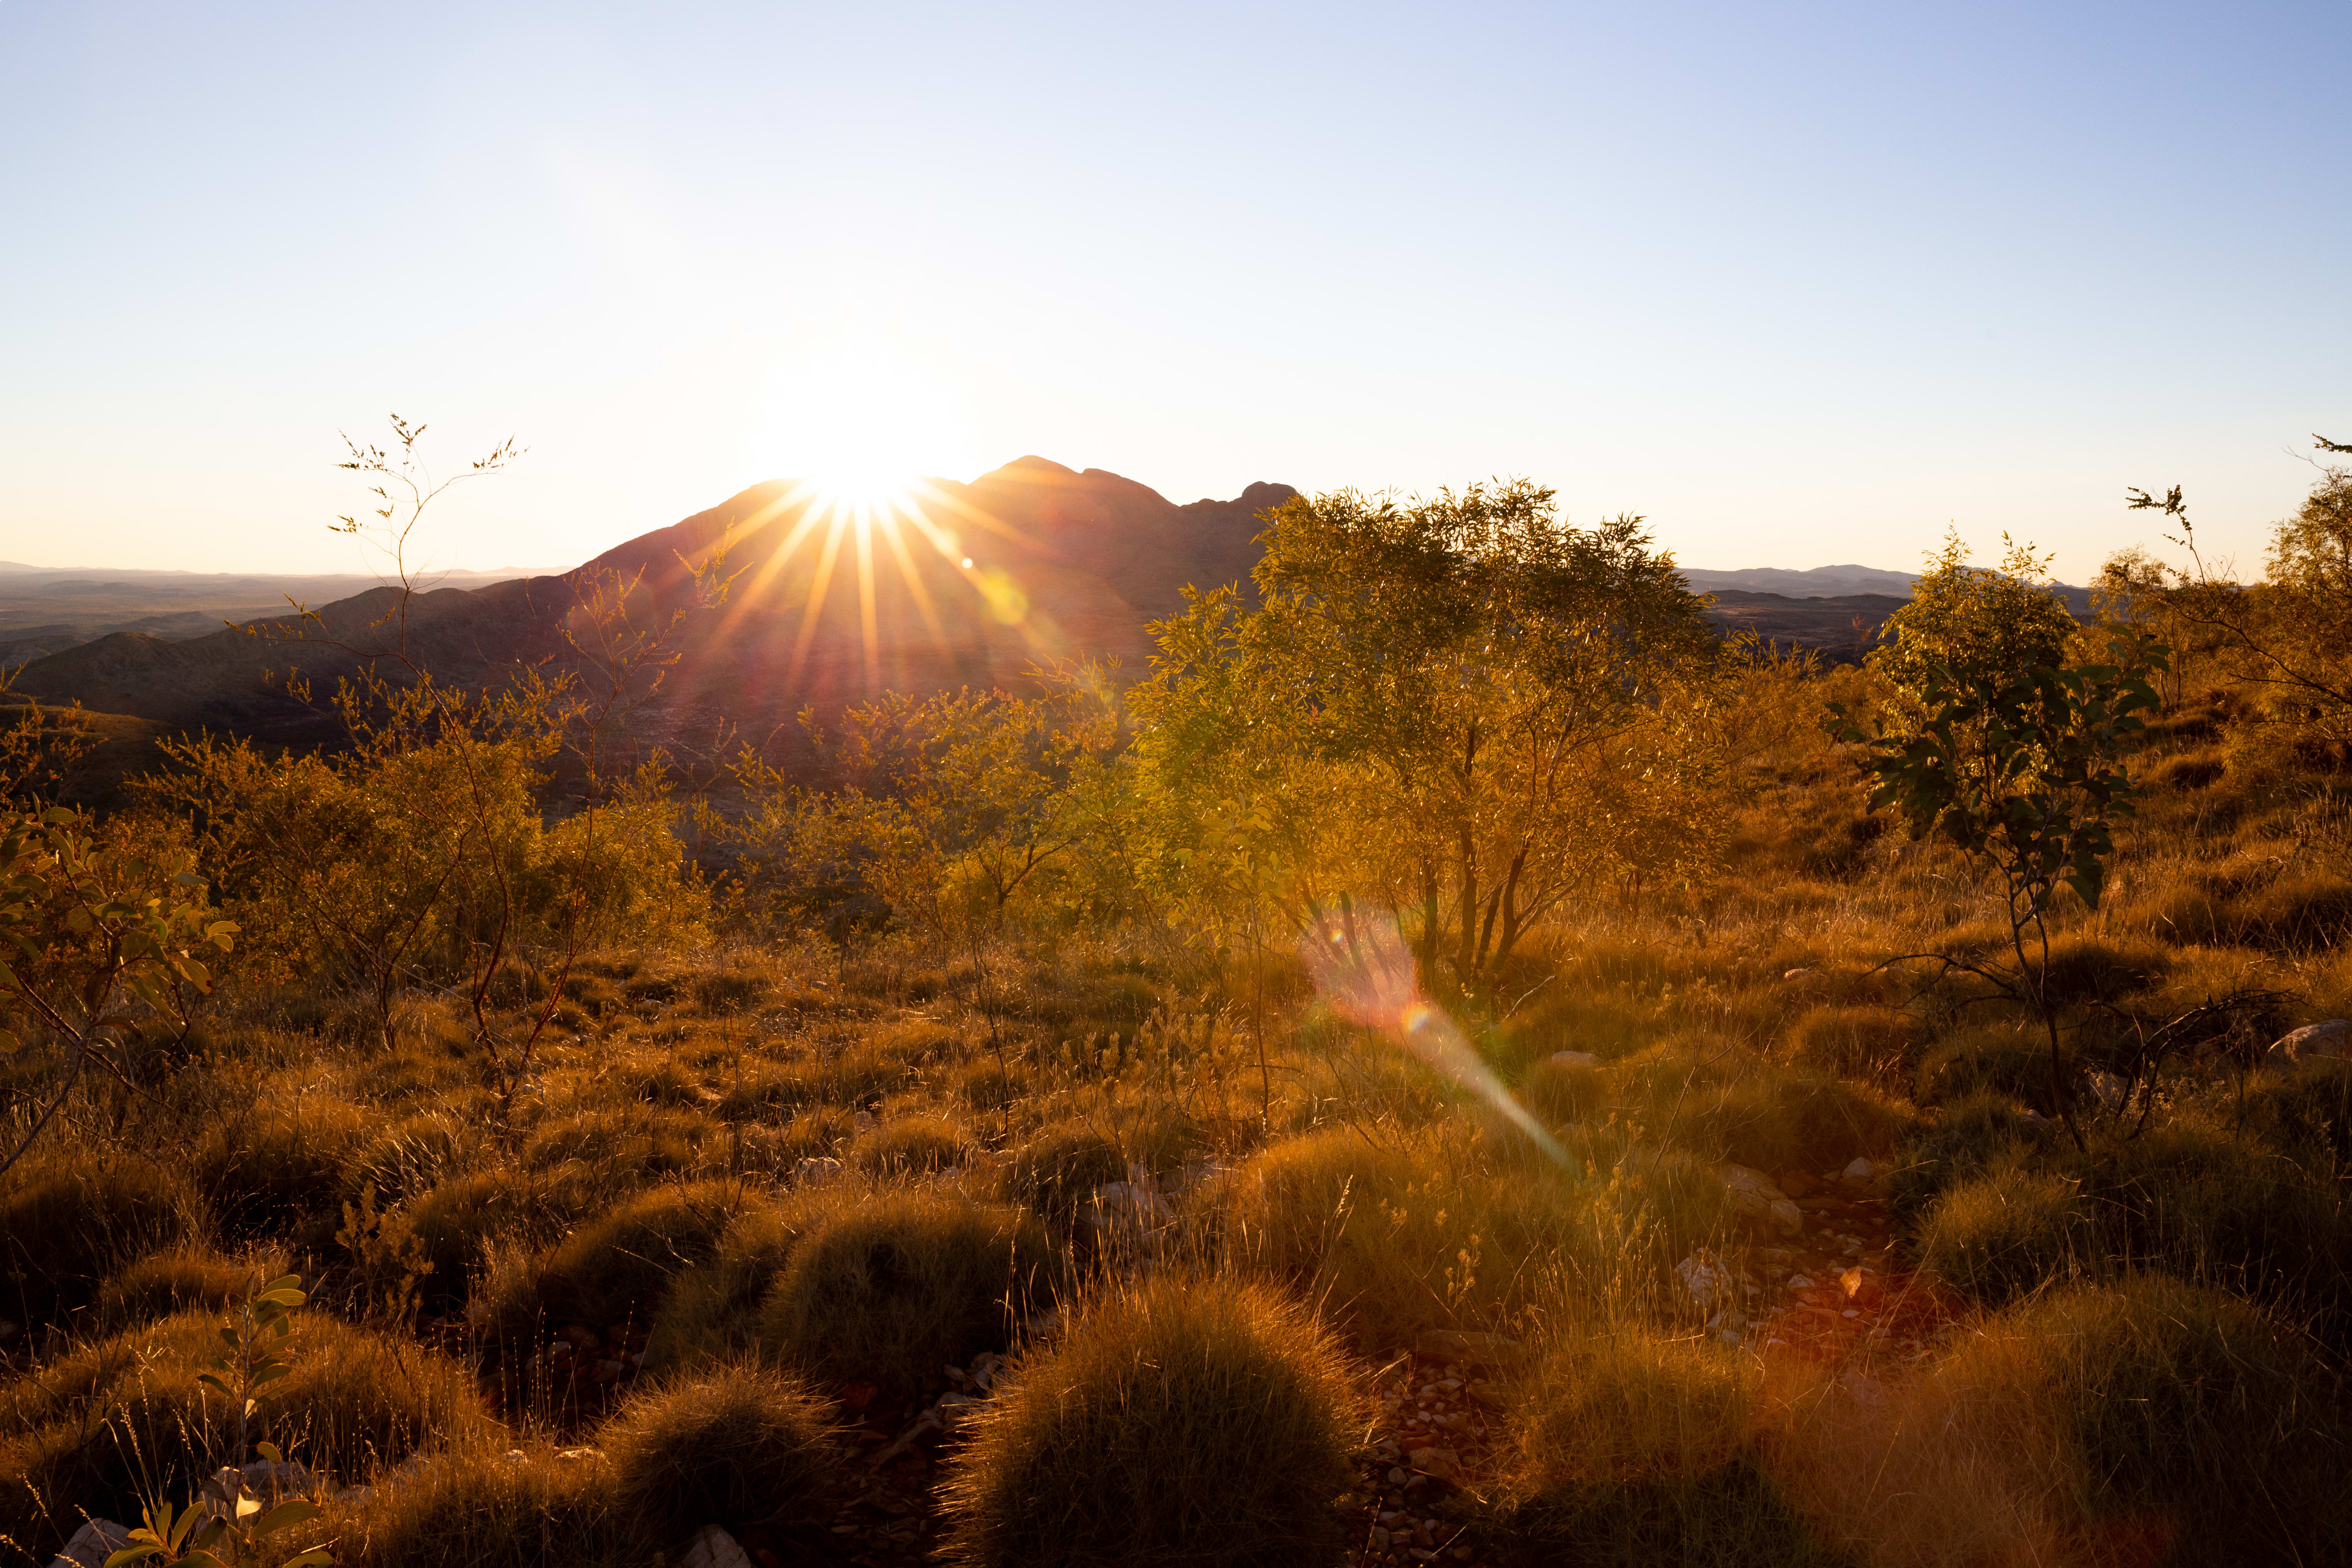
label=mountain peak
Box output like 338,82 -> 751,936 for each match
984,455 -> 1081,481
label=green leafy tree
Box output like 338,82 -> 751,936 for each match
0,808 -> 236,1176
2121,435 -> 2352,739
1870,532 -> 2081,722
1138,481 -> 1723,995
1834,558 -> 2163,1143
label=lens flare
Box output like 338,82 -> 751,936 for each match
1300,906 -> 1577,1171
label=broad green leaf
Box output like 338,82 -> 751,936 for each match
258,1500 -> 324,1532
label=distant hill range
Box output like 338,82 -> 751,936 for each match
5,458 -> 1294,790
1678,564 -> 1921,599
1679,563 -> 2092,664
0,564 -> 549,672
9,486 -> 2111,799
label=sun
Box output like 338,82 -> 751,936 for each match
728,344 -> 1034,683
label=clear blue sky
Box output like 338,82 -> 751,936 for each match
3,1 -> 2345,580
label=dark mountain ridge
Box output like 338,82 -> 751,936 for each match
9,460 -> 1297,774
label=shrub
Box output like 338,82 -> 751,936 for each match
854,1115 -> 971,1177
601,1365 -> 839,1545
1499,1331 -> 1834,1568
325,1445 -> 651,1568
486,1179 -> 750,1340
0,1157 -> 202,1327
939,1276 -> 1363,1568
757,1191 -> 1053,1396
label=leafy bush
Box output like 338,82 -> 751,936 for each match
0,1157 -> 203,1327
601,1365 -> 839,1545
757,1191 -> 1053,1396
939,1276 -> 1364,1568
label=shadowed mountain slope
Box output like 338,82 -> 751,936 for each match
8,461 -> 1296,767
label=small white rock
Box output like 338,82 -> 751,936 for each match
49,1518 -> 131,1568
678,1524 -> 755,1568
2271,1020 -> 2352,1063
1676,1251 -> 1732,1311
1719,1163 -> 1803,1233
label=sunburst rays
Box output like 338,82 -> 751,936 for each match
696,473 -> 1051,693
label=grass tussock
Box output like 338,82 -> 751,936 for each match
482,1178 -> 750,1340
757,1190 -> 1053,1396
1780,1276 -> 2348,1568
601,1364 -> 839,1547
0,1310 -> 488,1561
0,1157 -> 204,1328
323,1445 -> 650,1568
939,1275 -> 1366,1568
1497,1329 -> 1837,1568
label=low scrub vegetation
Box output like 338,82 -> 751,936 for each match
3,446 -> 2351,1563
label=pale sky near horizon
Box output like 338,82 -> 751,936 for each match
2,2 -> 2346,581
